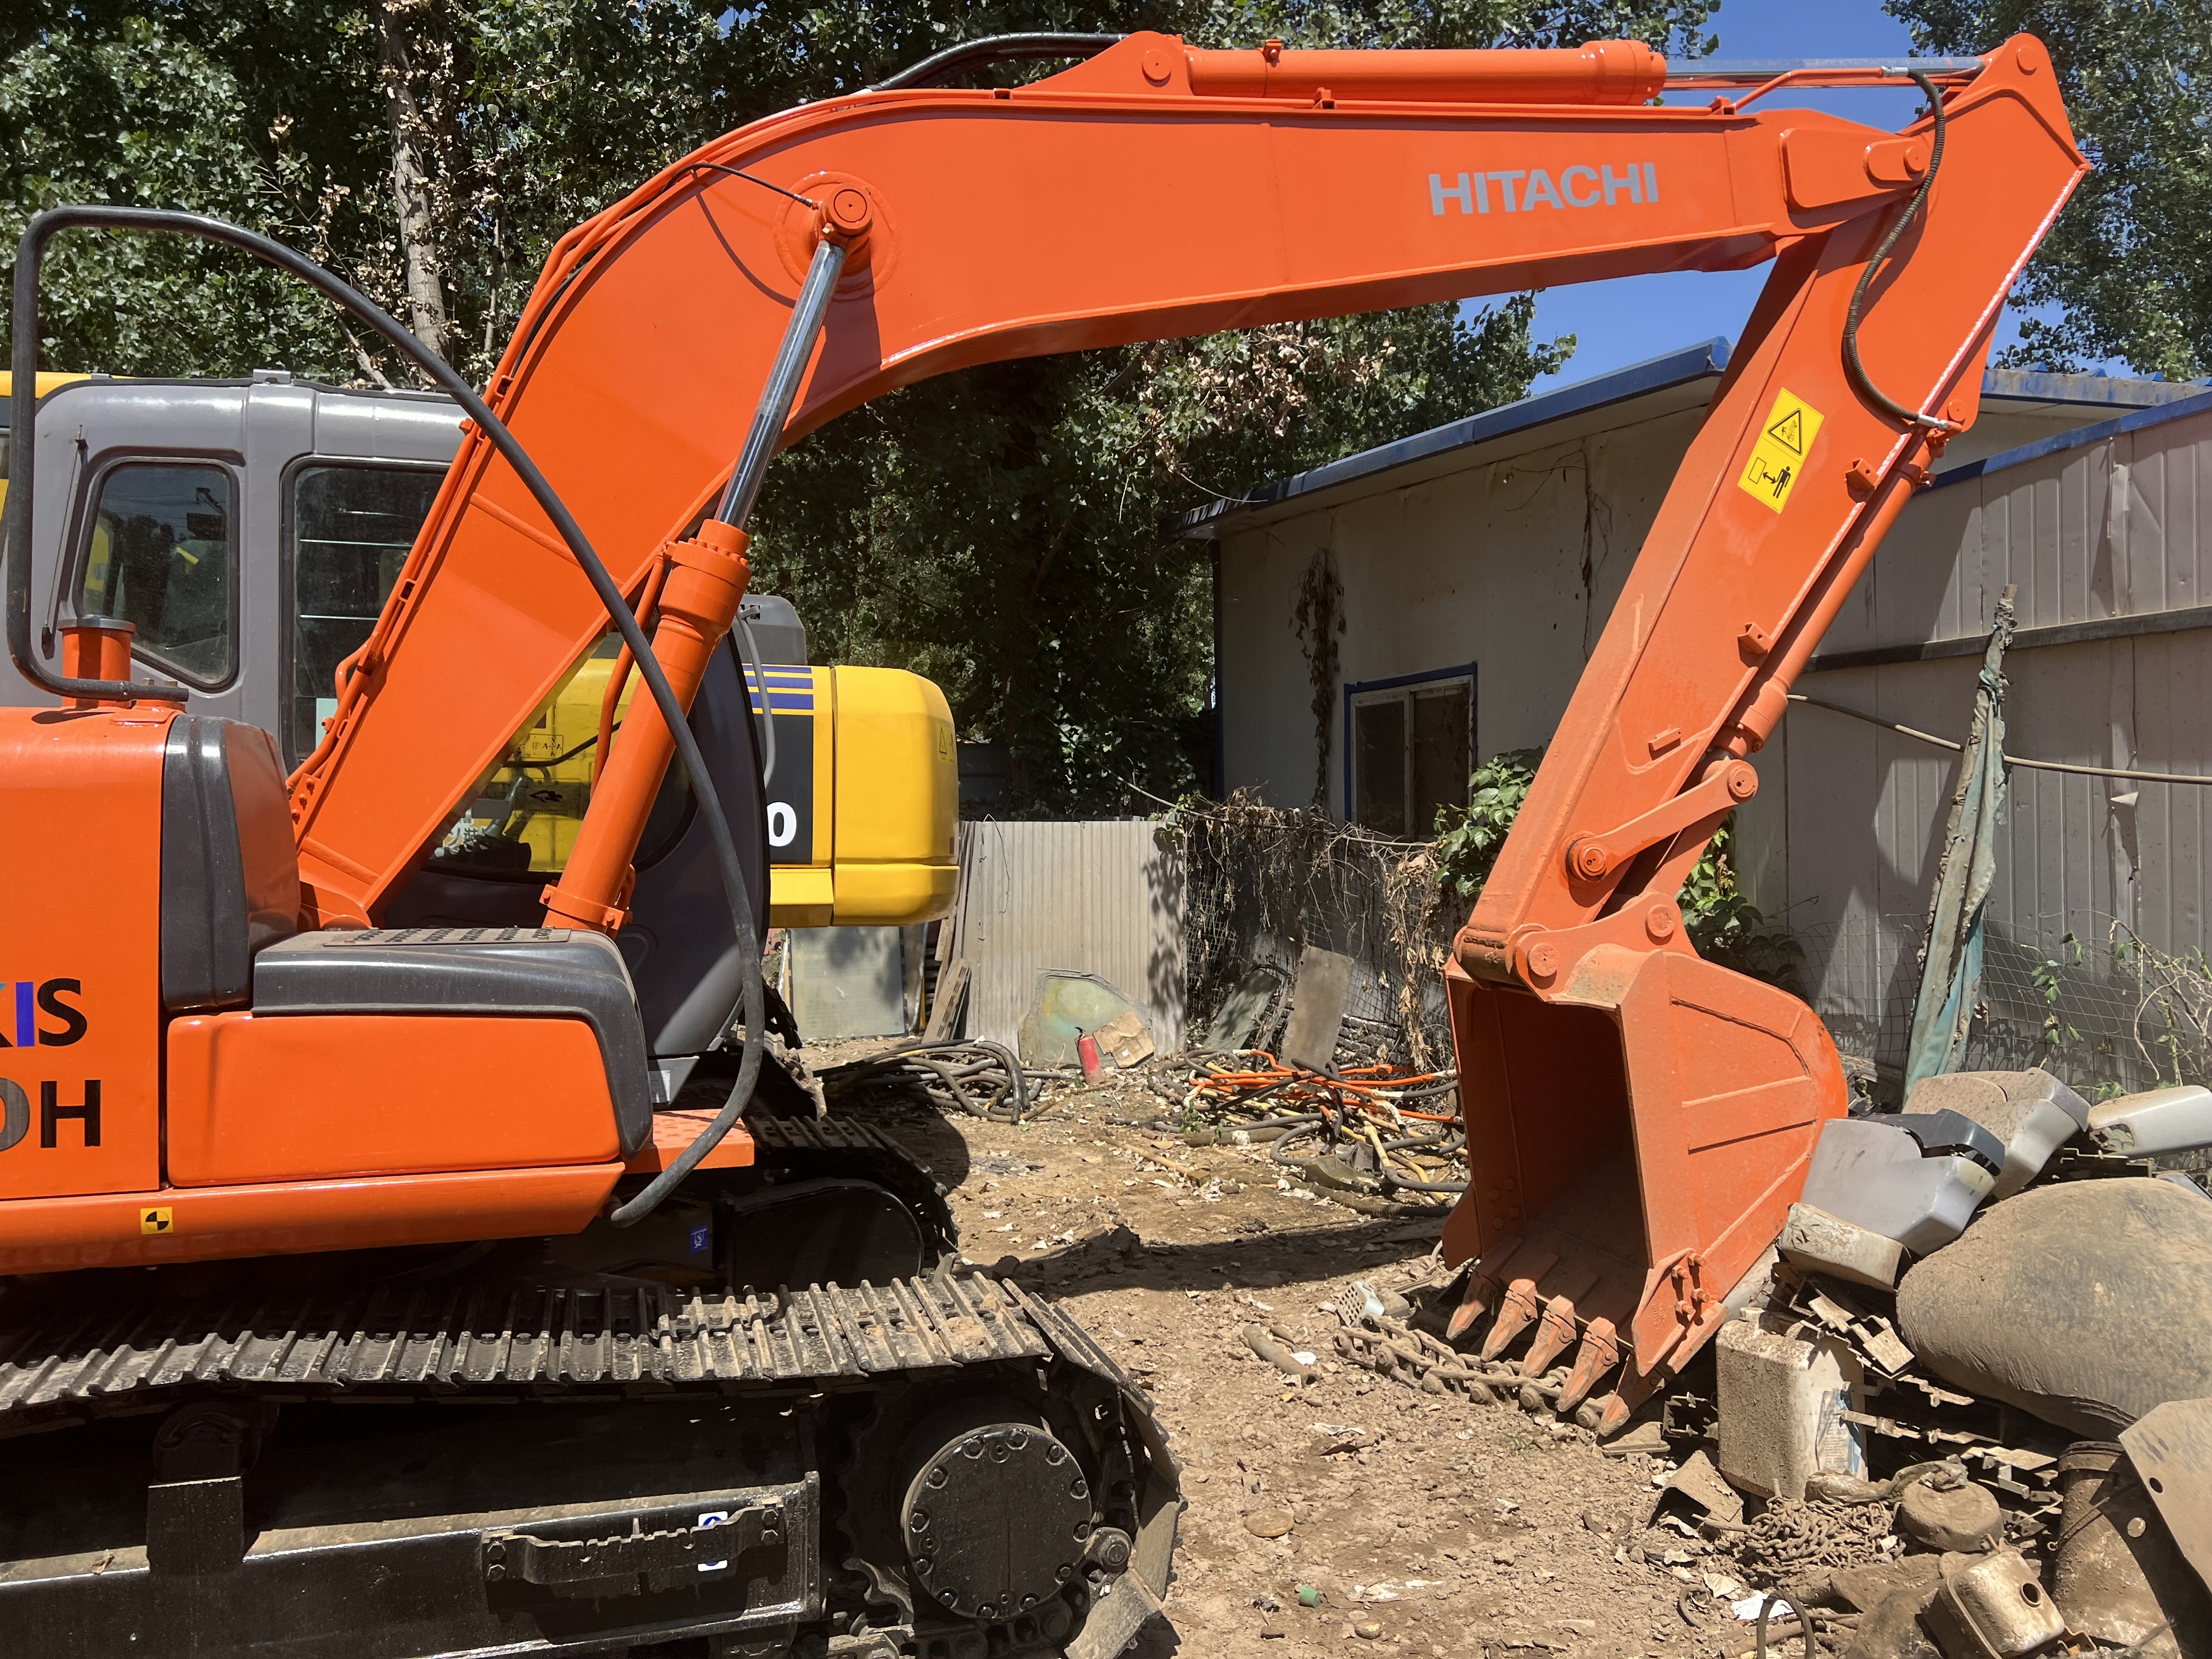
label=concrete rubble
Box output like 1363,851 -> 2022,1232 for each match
946,906 -> 2212,1655
1322,1065 -> 2212,1659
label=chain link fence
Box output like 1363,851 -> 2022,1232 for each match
1798,906 -> 2212,1103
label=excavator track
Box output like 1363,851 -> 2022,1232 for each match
0,1273 -> 1079,1429
0,1273 -> 1180,1659
741,1112 -> 960,1268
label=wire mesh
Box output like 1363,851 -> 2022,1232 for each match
1797,905 -> 2212,1101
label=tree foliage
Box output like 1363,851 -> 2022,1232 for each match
1432,746 -> 1802,988
1886,0 -> 2211,380
5,1 -> 1723,811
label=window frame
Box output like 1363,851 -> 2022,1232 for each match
69,453 -> 243,693
279,456 -> 447,768
1342,661 -> 1477,837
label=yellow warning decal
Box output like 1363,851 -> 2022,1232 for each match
1737,388 -> 1825,514
140,1206 -> 173,1235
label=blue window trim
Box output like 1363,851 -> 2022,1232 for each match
1342,660 -> 1477,825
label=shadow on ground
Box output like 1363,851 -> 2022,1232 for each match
986,1215 -> 1446,1298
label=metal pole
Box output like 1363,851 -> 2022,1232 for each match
715,236 -> 848,531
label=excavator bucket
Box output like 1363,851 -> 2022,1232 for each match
1440,945 -> 1847,1431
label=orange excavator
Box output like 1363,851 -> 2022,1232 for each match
0,28 -> 2082,1658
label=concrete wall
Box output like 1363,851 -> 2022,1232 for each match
1219,405 -> 1700,814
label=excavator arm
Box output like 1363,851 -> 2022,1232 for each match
287,31 -> 2084,1423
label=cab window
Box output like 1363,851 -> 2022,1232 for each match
76,462 -> 236,688
288,464 -> 442,763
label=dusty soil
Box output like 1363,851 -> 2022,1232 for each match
830,1062 -> 1760,1659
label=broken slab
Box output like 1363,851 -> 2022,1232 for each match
1201,964 -> 1283,1052
1778,1201 -> 1906,1290
1647,1448 -> 1744,1528
1278,946 -> 1355,1072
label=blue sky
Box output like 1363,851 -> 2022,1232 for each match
1512,0 -> 2089,390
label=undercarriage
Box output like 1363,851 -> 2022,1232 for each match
0,1268 -> 1178,1658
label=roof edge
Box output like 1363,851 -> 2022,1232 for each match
1929,385 -> 2212,494
1171,336 -> 1732,539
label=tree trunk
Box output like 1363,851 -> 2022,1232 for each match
376,0 -> 449,360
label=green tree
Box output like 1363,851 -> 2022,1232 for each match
5,2 -> 1722,811
1885,0 -> 2211,380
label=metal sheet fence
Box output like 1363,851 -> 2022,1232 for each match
952,820 -> 1187,1056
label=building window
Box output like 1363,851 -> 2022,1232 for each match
76,461 -> 236,689
1346,666 -> 1474,836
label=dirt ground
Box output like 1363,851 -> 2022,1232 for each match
834,1064 -> 1761,1659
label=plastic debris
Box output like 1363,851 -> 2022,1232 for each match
1715,1311 -> 1868,1502
1799,1112 -> 2004,1256
1903,1068 -> 2088,1199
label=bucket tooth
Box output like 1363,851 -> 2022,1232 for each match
1517,1295 -> 1580,1379
1444,1272 -> 1494,1344
1591,1392 -> 1631,1437
1555,1317 -> 1622,1412
1517,1266 -> 1598,1378
1479,1276 -> 1545,1362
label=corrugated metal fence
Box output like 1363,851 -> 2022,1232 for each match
1742,391 -> 2212,1094
949,820 -> 1186,1056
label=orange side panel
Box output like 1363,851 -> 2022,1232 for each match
0,707 -> 170,1201
166,1012 -> 622,1186
624,1108 -> 757,1173
0,1164 -> 621,1273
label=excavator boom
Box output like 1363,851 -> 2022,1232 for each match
287,35 -> 2080,926
0,31 -> 2087,1655
272,29 -> 2084,1429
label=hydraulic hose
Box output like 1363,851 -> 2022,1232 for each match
735,611 -> 778,788
867,32 -> 1123,91
1841,69 -> 1964,435
5,205 -> 765,1227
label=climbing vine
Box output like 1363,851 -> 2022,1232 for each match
1432,747 -> 1803,990
1290,546 -> 1346,809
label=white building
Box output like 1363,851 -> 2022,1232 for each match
1178,340 -> 2212,1092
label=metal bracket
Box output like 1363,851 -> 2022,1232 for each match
1563,760 -> 1757,882
483,1499 -> 780,1596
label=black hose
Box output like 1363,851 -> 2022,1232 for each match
1752,1591 -> 1814,1659
825,1039 -> 1033,1121
5,206 -> 763,1227
868,32 -> 1122,91
1841,70 -> 1962,435
734,611 -> 777,788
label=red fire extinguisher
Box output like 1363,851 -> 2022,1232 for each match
1076,1029 -> 1103,1081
